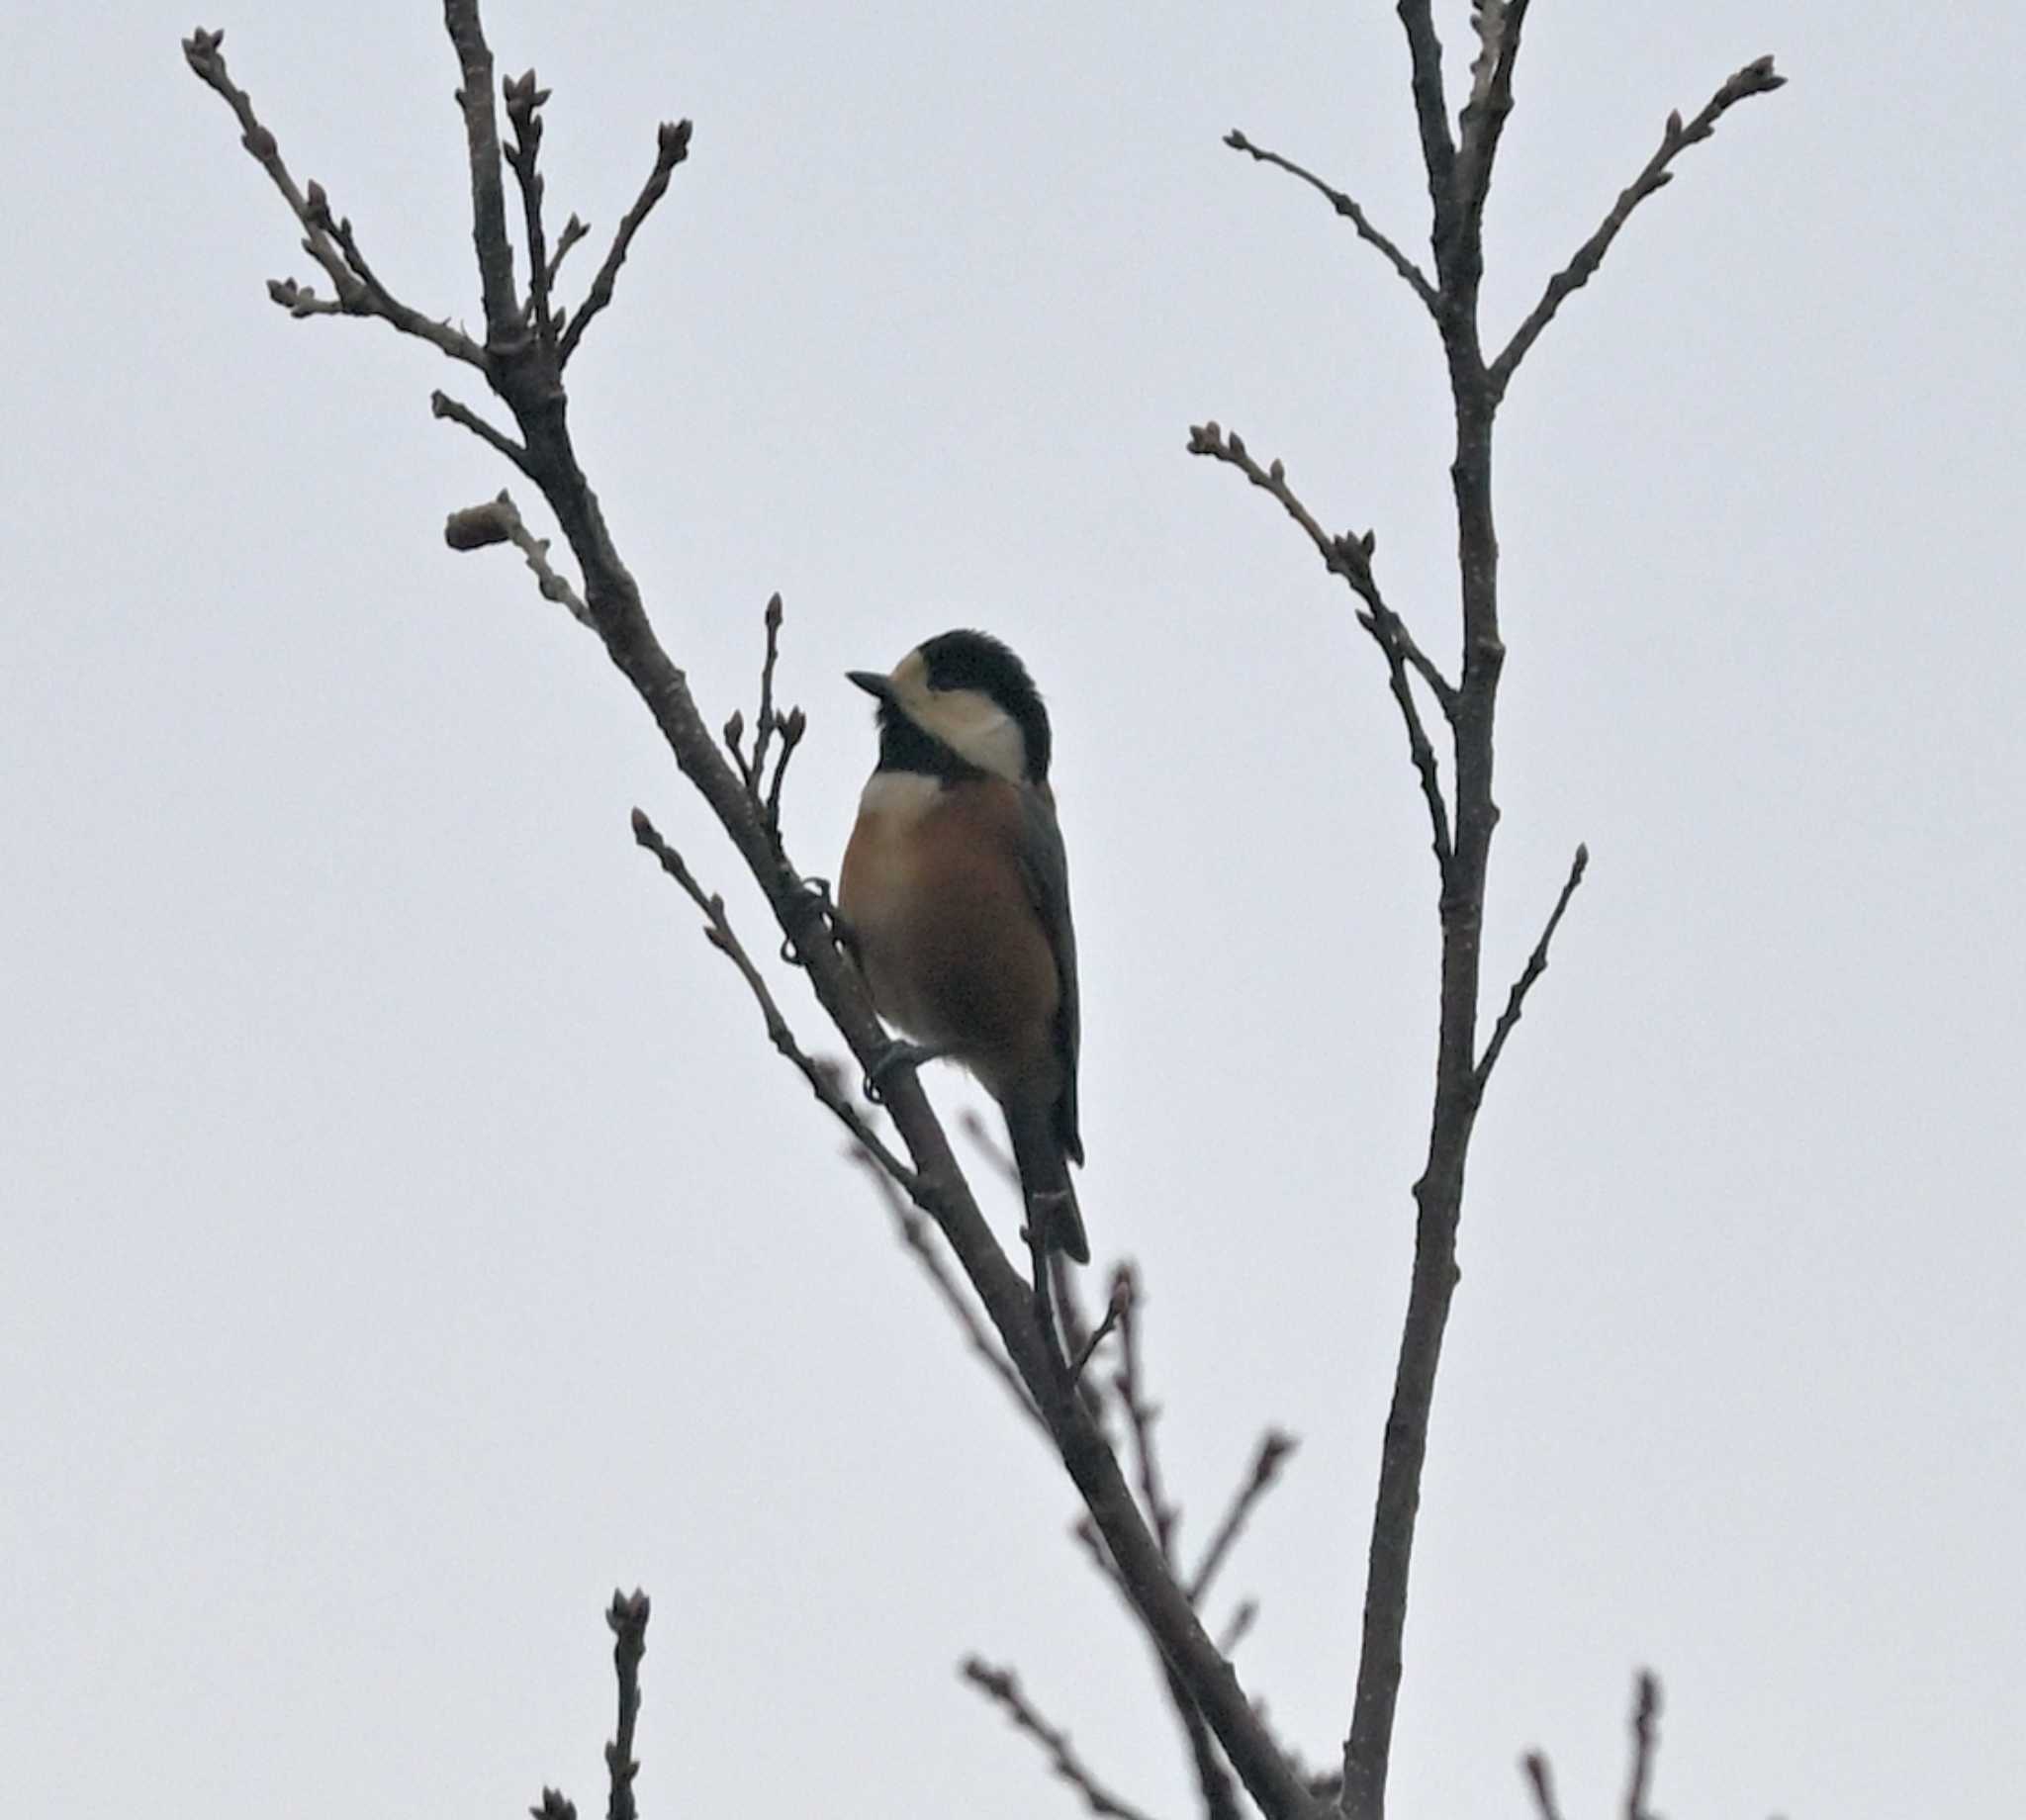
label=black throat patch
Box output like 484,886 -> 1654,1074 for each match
875,703 -> 987,782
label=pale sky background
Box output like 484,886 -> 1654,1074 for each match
5,2 -> 2022,1816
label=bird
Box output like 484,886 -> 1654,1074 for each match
838,630 -> 1088,1265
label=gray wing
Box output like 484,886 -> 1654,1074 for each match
1017,783 -> 1082,1164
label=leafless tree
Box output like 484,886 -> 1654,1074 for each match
182,5 -> 1781,1817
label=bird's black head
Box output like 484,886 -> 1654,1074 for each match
849,629 -> 1054,784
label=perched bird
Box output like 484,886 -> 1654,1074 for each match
839,631 -> 1088,1264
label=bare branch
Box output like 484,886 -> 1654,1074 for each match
1455,0 -> 1534,232
1521,1752 -> 1567,1820
1098,1267 -> 1246,1820
764,707 -> 806,844
181,29 -> 485,366
852,1150 -> 1044,1432
442,489 -> 591,625
1622,1671 -> 1661,1820
1186,422 -> 1455,870
559,121 -> 693,366
1216,1600 -> 1257,1656
264,277 -> 344,318
960,1107 -> 1021,1193
1393,0 -> 1459,257
441,1 -> 522,345
963,1659 -> 1166,1820
1187,1430 -> 1298,1605
1473,842 -> 1589,1096
1490,56 -> 1786,399
1068,1274 -> 1129,1385
431,388 -> 535,476
748,592 -> 786,808
1223,130 -> 1436,314
1109,1265 -> 1179,1560
1520,1672 -> 1662,1820
603,1589 -> 649,1820
503,69 -> 558,352
195,18 -> 1320,1813
630,809 -> 915,1185
547,213 -> 591,289
1166,1673 -> 1242,1820
1183,423 -> 1455,709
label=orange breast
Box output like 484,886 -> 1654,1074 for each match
840,776 -> 1061,1101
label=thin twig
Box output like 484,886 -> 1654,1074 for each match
1622,1671 -> 1661,1820
1067,1275 -> 1129,1385
961,1107 -> 1021,1193
181,28 -> 485,367
1216,1600 -> 1257,1656
1047,1248 -> 1116,1437
1187,1430 -> 1298,1604
1109,1265 -> 1179,1559
1490,56 -> 1786,398
546,213 -> 591,289
1182,423 -> 1455,708
1071,1515 -> 1129,1599
851,1150 -> 1044,1432
1521,1753 -> 1568,1820
749,592 -> 784,800
1393,0 -> 1460,258
431,388 -> 535,476
504,69 -> 556,351
263,277 -> 345,318
442,1 -> 521,345
1166,1667 -> 1243,1820
1456,0 -> 1534,232
442,490 -> 592,625
559,121 -> 692,365
1183,424 -> 1428,682
1223,131 -> 1436,313
631,810 -> 914,1183
764,707 -> 805,844
1473,842 -> 1588,1096
962,1659 -> 1166,1820
1187,422 -> 1455,869
1066,1513 -> 1246,1820
603,1589 -> 650,1820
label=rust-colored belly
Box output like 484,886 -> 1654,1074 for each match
840,776 -> 1060,1098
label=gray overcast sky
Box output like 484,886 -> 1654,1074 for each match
5,2 -> 2021,1815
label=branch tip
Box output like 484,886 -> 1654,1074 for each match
1491,52 -> 1787,396
963,1658 -> 1161,1820
1474,842 -> 1590,1094
1220,126 -> 1438,312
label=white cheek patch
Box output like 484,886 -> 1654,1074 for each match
899,682 -> 1028,781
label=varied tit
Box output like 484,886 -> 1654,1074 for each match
839,631 -> 1088,1264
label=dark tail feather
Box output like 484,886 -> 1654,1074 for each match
1006,1097 -> 1090,1265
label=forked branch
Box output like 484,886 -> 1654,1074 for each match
182,14 -> 1320,1804
1185,422 -> 1455,871
179,29 -> 484,366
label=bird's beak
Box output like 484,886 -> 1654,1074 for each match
846,670 -> 894,701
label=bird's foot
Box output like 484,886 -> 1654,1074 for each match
861,1039 -> 951,1104
780,873 -> 849,966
